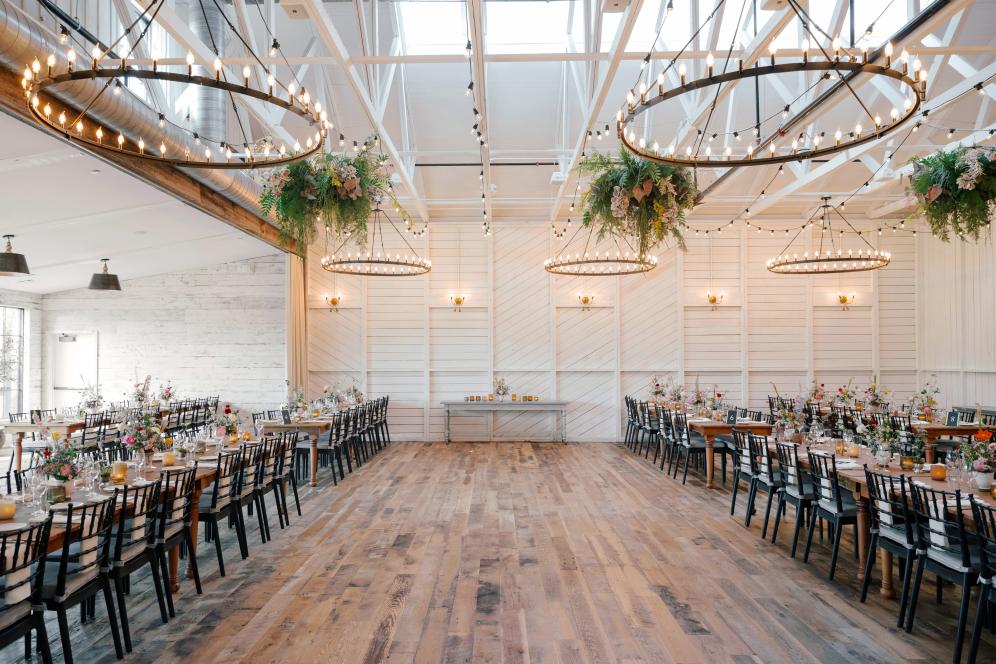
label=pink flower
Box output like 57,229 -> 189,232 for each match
60,464 -> 71,476
927,184 -> 945,202
972,459 -> 990,472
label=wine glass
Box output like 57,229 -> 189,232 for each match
254,419 -> 264,441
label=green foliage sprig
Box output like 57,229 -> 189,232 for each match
907,145 -> 996,241
260,145 -> 411,251
575,148 -> 697,255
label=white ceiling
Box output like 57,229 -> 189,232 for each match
0,112 -> 276,294
2,0 -> 995,294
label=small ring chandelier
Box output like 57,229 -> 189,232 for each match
617,0 -> 926,168
766,197 -> 890,275
320,207 -> 431,277
22,0 -> 325,169
544,222 -> 658,276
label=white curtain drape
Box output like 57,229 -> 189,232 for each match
286,254 -> 308,394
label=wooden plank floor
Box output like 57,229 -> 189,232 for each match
7,442 -> 994,663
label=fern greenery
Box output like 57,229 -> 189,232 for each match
907,146 -> 995,242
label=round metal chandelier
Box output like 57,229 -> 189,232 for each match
765,197 -> 890,275
617,0 -> 926,168
22,0 -> 325,169
320,207 -> 431,277
544,252 -> 657,275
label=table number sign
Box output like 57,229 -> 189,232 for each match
726,409 -> 737,425
281,408 -> 292,424
946,410 -> 959,426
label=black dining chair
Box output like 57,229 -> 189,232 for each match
905,485 -> 979,663
197,450 -> 247,576
42,494 -> 123,662
968,496 -> 996,663
0,519 -> 52,664
859,469 -> 918,629
155,467 -> 202,620
771,442 -> 816,558
803,451 -> 859,581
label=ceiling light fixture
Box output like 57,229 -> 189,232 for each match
88,258 -> 121,291
321,206 -> 430,277
0,235 -> 29,276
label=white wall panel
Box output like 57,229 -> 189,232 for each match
493,226 -> 551,371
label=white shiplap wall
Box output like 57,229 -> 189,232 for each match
917,233 -> 996,408
306,221 -> 937,441
39,255 -> 287,414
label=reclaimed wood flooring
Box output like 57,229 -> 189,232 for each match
7,442 -> 994,663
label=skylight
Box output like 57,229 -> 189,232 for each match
399,1 -> 467,55
486,1 -> 571,54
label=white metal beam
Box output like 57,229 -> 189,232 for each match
468,0 -> 493,221
302,0 -> 428,221
548,0 -> 646,221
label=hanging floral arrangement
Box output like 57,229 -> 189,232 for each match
576,148 -> 697,256
907,145 -> 995,241
260,143 -> 411,251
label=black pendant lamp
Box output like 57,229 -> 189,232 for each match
0,235 -> 29,276
88,258 -> 121,291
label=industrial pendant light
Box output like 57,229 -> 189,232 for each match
88,258 -> 121,291
0,235 -> 29,276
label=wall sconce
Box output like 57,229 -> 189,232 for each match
706,291 -> 724,310
578,293 -> 595,310
326,294 -> 342,312
837,292 -> 856,311
450,293 -> 467,311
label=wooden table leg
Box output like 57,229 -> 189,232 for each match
705,435 -> 716,489
925,433 -> 938,463
14,432 -> 24,473
880,548 -> 895,598
856,497 -> 870,583
310,434 -> 319,487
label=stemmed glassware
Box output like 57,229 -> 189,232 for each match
254,419 -> 264,441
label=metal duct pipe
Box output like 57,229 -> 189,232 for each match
189,0 -> 227,149
0,1 -> 266,218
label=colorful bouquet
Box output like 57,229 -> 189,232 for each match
962,430 -> 996,473
864,375 -> 890,410
910,375 -> 941,420
219,404 -> 240,435
808,380 -> 826,403
668,383 -> 685,404
687,380 -> 705,407
39,442 -> 79,481
650,375 -> 667,398
121,411 -> 163,453
836,380 -> 855,406
159,381 -> 176,403
130,375 -> 151,405
346,381 -> 364,404
706,386 -> 725,411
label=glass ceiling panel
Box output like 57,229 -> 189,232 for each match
486,1 -> 572,53
399,1 -> 467,55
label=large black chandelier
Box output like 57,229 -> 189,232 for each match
22,0 -> 325,169
544,222 -> 658,276
766,197 -> 890,275
617,0 -> 926,168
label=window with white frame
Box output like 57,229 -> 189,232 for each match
0,307 -> 24,418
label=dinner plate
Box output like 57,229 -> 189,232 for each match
160,465 -> 188,471
50,501 -> 96,510
0,522 -> 27,532
198,455 -> 218,462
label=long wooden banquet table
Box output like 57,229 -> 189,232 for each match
687,418 -> 773,489
2,419 -> 86,472
261,419 -> 332,487
912,421 -> 990,463
785,438 -> 995,597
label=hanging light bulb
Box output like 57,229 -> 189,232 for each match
884,42 -> 894,67
706,52 -> 714,77
466,81 -> 474,96
186,51 -> 195,76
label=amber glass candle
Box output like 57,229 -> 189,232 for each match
930,464 -> 947,482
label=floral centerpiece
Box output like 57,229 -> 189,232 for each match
286,386 -> 307,414
706,386 -> 725,413
219,404 -> 241,440
686,381 -> 705,411
130,374 -> 152,406
649,375 -> 666,399
575,147 -> 698,256
260,146 -> 410,250
808,380 -> 827,403
861,418 -> 899,465
908,145 -> 995,241
121,411 -> 163,454
864,375 -> 890,411
494,378 -> 510,401
39,442 -> 79,482
910,375 -> 941,422
962,430 -> 996,490
159,381 -> 176,404
80,380 -> 103,412
668,383 -> 685,405
836,380 -> 855,407
345,381 -> 363,404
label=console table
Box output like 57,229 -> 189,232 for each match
441,400 -> 569,442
